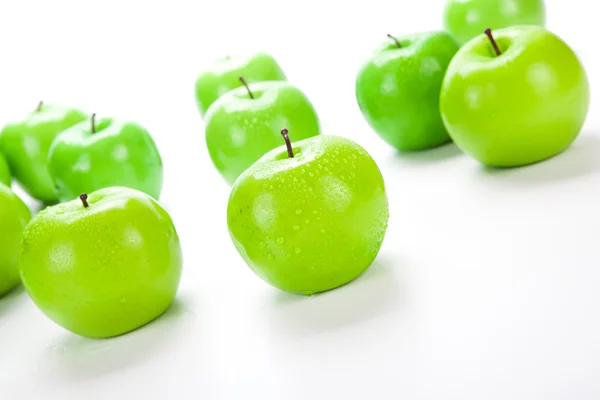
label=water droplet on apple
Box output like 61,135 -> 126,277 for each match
267,253 -> 274,260
295,209 -> 302,215
277,237 -> 285,244
295,247 -> 302,254
305,219 -> 310,224
309,172 -> 314,177
293,225 -> 300,231
293,177 -> 298,183
260,242 -> 266,248
320,228 -> 326,234
308,187 -> 313,192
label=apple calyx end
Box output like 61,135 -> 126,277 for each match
80,193 -> 89,208
239,76 -> 254,99
484,28 -> 502,56
280,129 -> 294,158
387,34 -> 402,48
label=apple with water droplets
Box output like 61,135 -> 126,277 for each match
227,131 -> 389,295
48,114 -> 163,201
205,78 -> 320,185
19,187 -> 182,338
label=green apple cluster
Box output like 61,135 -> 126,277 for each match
0,104 -> 179,338
356,0 -> 589,167
196,54 -> 390,295
0,0 -> 592,341
196,53 -> 321,185
0,103 -> 164,203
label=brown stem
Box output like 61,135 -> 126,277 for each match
239,76 -> 254,99
91,113 -> 96,133
484,28 -> 501,56
387,34 -> 402,48
80,193 -> 89,208
281,129 -> 294,158
36,101 -> 43,112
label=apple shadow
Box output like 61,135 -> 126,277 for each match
389,142 -> 463,166
41,294 -> 195,383
472,134 -> 600,187
262,254 -> 404,337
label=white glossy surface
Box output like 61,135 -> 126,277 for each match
0,0 -> 598,398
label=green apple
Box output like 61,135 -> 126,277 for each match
195,53 -> 287,117
0,184 -> 31,295
0,102 -> 87,203
444,0 -> 545,45
356,32 -> 459,151
440,26 -> 589,167
227,132 -> 389,295
206,79 -> 320,185
48,114 -> 163,202
0,152 -> 10,186
20,187 -> 182,338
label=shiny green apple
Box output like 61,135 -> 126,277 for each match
0,184 -> 31,295
48,115 -> 163,201
20,187 -> 182,338
356,31 -> 459,151
205,80 -> 320,185
440,26 -> 589,167
228,133 -> 389,295
195,53 -> 287,117
444,0 -> 545,45
0,103 -> 87,202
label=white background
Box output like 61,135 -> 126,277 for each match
0,0 -> 598,399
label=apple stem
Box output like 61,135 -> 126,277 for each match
484,28 -> 502,56
91,113 -> 96,134
281,129 -> 294,158
239,76 -> 254,99
80,193 -> 89,208
36,101 -> 43,112
387,34 -> 402,48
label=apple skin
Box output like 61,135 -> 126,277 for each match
356,31 -> 459,151
195,53 -> 287,117
205,81 -> 320,185
0,152 -> 10,186
227,135 -> 389,295
48,117 -> 163,202
20,187 -> 182,338
0,184 -> 31,295
0,104 -> 87,203
444,0 -> 545,45
440,26 -> 589,167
